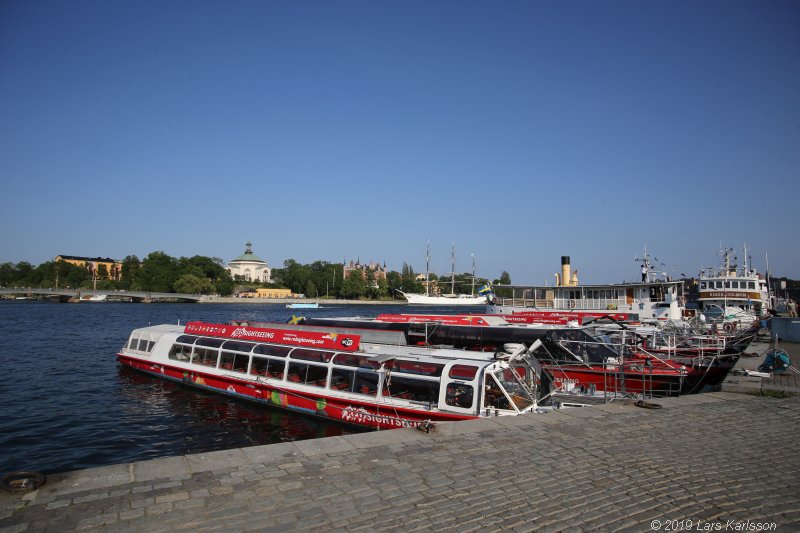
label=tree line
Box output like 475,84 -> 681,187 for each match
0,253 -> 512,300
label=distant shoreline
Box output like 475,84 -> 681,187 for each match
199,296 -> 408,305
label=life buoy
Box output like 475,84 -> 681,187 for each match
568,299 -> 576,309
723,323 -> 734,332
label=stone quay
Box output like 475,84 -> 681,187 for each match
2,389 -> 799,532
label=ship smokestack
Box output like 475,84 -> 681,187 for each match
561,256 -> 571,287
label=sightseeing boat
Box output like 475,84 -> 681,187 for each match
289,314 -> 688,397
117,321 -> 543,430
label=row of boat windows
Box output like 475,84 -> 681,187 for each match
700,280 -> 756,290
127,337 -> 156,353
167,337 -> 480,408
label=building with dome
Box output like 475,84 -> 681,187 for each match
227,242 -> 271,283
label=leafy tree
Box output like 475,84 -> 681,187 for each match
137,252 -> 177,292
305,279 -> 317,298
174,274 -> 215,294
339,270 -> 366,299
376,276 -> 389,299
385,271 -> 403,299
119,256 -> 141,290
0,263 -> 14,286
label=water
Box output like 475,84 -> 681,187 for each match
0,300 -> 472,475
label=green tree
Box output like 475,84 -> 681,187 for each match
119,255 -> 141,290
0,263 -> 14,286
339,270 -> 366,299
137,252 -> 177,292
385,271 -> 403,299
174,274 -> 215,294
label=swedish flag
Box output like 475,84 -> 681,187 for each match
478,284 -> 493,296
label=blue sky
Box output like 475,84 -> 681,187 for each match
1,1 -> 798,284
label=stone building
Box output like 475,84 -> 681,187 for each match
343,259 -> 387,287
226,242 -> 271,283
55,255 -> 122,281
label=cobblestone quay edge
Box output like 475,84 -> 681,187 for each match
2,392 -> 798,532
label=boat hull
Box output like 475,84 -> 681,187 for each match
542,365 -> 685,397
117,354 -> 476,430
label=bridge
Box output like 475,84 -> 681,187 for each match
0,288 -> 204,303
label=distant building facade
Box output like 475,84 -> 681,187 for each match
227,242 -> 271,283
343,259 -> 387,287
55,255 -> 122,281
237,288 -> 295,298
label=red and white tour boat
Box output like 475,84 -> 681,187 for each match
118,321 -> 544,430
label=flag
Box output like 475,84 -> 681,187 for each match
478,284 -> 493,296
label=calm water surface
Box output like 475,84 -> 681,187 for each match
0,301 -> 468,475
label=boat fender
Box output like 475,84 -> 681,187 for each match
1,472 -> 46,493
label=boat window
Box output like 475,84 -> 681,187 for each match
449,365 -> 478,380
332,353 -> 380,369
126,336 -> 137,349
385,360 -> 444,377
491,367 -> 534,411
221,341 -> 256,353
331,367 -> 379,395
219,350 -> 250,373
192,347 -> 219,367
383,375 -> 440,404
253,344 -> 291,358
290,348 -> 334,363
176,335 -> 198,344
484,377 -> 511,410
196,338 -> 225,348
250,356 -> 285,379
748,282 -> 755,289
136,338 -> 149,352
445,383 -> 474,409
169,343 -> 192,362
287,362 -> 328,387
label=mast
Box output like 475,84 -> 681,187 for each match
450,242 -> 456,296
425,239 -> 431,297
471,254 -> 476,296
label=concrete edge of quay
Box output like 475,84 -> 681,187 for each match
2,391 -> 762,500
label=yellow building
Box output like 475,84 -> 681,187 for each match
55,255 -> 123,281
238,288 -> 295,298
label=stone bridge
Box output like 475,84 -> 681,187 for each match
0,288 -> 204,303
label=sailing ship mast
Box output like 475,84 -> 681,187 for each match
450,242 -> 456,296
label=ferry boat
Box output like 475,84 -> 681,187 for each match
290,314 -> 688,396
487,253 -> 684,323
117,321 -> 543,430
696,245 -> 770,321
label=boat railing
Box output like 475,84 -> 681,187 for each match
494,296 -> 628,311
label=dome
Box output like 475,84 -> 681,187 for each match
230,242 -> 267,264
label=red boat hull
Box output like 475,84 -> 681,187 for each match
542,365 -> 685,396
117,354 -> 476,430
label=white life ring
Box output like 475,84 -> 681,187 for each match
568,299 -> 576,309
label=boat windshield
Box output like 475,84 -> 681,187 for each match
489,366 -> 535,412
550,330 -> 618,364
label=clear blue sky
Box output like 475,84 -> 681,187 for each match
1,1 -> 798,284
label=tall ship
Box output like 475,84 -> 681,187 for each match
695,245 -> 770,320
398,241 -> 488,306
487,251 -> 684,323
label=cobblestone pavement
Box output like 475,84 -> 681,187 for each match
2,392 -> 799,532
